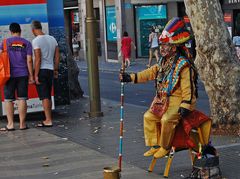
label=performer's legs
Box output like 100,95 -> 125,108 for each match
154,107 -> 180,158
143,110 -> 161,157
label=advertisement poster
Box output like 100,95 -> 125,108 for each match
0,0 -> 53,115
0,0 -> 48,42
106,6 -> 117,41
47,0 -> 70,105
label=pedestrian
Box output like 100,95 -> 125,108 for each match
147,27 -> 160,68
120,31 -> 136,68
120,17 -> 198,158
31,20 -> 60,127
72,33 -> 80,60
233,30 -> 240,60
0,22 -> 34,131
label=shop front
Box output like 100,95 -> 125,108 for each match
222,0 -> 240,37
134,4 -> 167,57
103,1 -> 184,60
104,0 -> 118,60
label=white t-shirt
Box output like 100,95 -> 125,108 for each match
32,34 -> 58,70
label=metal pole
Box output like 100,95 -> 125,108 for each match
86,0 -> 103,117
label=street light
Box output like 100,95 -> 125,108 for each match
86,0 -> 103,117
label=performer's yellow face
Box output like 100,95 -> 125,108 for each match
160,44 -> 176,57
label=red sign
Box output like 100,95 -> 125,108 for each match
224,13 -> 232,22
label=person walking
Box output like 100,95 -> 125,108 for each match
72,33 -> 80,61
0,22 -> 34,131
121,31 -> 136,68
147,27 -> 160,68
120,17 -> 198,158
31,20 -> 60,127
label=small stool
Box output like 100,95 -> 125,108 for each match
148,119 -> 211,178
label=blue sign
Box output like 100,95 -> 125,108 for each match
106,6 -> 117,41
136,5 -> 167,20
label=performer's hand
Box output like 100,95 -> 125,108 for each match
119,70 -> 132,83
178,107 -> 191,118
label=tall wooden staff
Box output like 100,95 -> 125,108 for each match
118,58 -> 125,171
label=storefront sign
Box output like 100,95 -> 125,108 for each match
135,5 -> 167,20
106,6 -> 117,41
225,0 -> 240,4
224,13 -> 232,22
228,0 -> 240,3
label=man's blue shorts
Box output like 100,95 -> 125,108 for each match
36,69 -> 53,100
4,76 -> 28,101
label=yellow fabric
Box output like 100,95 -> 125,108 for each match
143,147 -> 159,157
135,62 -> 196,149
130,64 -> 158,83
153,147 -> 169,158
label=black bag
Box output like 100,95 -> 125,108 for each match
186,144 -> 222,179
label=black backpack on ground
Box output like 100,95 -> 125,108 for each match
185,144 -> 222,179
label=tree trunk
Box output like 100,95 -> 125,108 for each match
184,0 -> 240,124
67,44 -> 84,100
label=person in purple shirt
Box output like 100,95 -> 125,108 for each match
0,23 -> 34,131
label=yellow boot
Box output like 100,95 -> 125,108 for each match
153,147 -> 169,158
143,147 -> 159,157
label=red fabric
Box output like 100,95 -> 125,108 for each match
171,110 -> 211,149
121,37 -> 132,59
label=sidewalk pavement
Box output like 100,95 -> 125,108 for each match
0,60 -> 240,179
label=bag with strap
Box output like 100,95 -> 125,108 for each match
0,39 -> 10,86
150,95 -> 169,118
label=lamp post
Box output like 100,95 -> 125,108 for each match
86,0 -> 103,117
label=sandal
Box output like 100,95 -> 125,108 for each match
20,126 -> 29,130
0,126 -> 15,131
37,122 -> 53,128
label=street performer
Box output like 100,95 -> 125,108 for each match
120,17 -> 198,158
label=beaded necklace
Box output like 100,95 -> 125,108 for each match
155,53 -> 179,97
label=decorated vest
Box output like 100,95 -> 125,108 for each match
156,55 -> 190,97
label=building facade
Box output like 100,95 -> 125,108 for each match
221,0 -> 240,37
103,0 -> 188,61
64,0 -> 191,61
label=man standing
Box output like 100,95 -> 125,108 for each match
31,20 -> 60,127
0,22 -> 34,131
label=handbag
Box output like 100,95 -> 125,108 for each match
0,39 -> 10,86
150,95 -> 169,118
